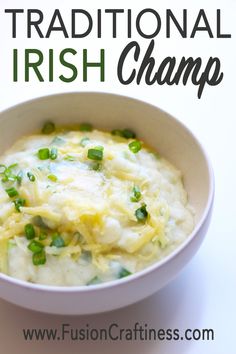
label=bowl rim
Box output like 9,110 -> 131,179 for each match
0,91 -> 215,293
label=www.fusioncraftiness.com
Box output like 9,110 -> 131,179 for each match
22,323 -> 215,342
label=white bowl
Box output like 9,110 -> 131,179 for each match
0,92 -> 214,314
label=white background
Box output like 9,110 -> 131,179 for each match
0,1 -> 235,353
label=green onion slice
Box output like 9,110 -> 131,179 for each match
5,187 -> 19,198
16,170 -> 23,184
27,172 -> 36,182
130,185 -> 141,202
32,250 -> 46,266
47,174 -> 58,182
50,234 -> 65,248
28,240 -> 44,253
129,140 -> 142,154
13,198 -> 26,212
24,223 -> 36,240
90,162 -> 101,171
42,121 -> 55,134
38,148 -> 50,160
118,268 -> 132,278
80,137 -> 90,147
79,123 -> 93,132
111,129 -> 136,139
135,203 -> 148,222
0,163 -> 18,182
50,148 -> 58,160
64,155 -> 76,161
51,136 -> 65,146
32,216 -> 49,230
87,147 -> 104,161
39,231 -> 47,241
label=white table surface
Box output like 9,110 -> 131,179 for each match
0,0 -> 235,353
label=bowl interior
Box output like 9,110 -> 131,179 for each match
0,92 -> 211,224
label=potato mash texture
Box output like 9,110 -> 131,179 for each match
0,123 -> 194,286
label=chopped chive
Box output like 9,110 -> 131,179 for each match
80,137 -> 90,147
27,172 -> 36,182
5,187 -> 19,198
129,140 -> 142,154
111,129 -> 136,139
87,147 -> 104,161
87,276 -> 101,285
28,240 -> 44,253
130,185 -> 141,202
32,250 -> 46,266
118,268 -> 132,278
50,147 -> 58,160
24,223 -> 36,240
48,174 -> 58,182
42,121 -> 55,134
39,231 -> 47,240
50,234 -> 65,248
38,148 -> 50,160
13,198 -> 26,212
79,123 -> 93,132
135,203 -> 148,222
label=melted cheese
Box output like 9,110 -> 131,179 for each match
0,128 -> 194,286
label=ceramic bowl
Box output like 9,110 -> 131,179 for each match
0,92 -> 214,314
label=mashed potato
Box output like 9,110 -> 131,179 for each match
0,122 -> 194,286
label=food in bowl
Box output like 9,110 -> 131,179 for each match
0,121 -> 194,286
